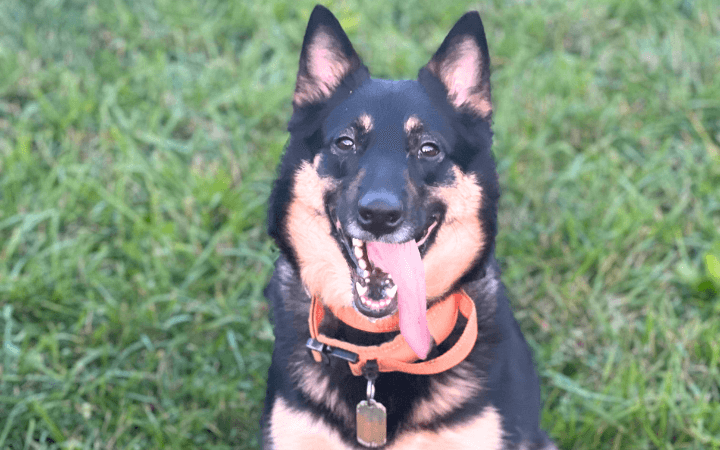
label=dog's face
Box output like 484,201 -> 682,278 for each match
268,6 -> 499,357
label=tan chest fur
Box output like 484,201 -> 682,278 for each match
268,397 -> 503,450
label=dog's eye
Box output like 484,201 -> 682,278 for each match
419,143 -> 440,158
335,137 -> 355,152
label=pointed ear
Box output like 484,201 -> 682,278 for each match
421,12 -> 492,118
294,5 -> 364,107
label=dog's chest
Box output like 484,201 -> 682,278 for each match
268,396 -> 503,450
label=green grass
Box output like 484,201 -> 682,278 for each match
0,0 -> 718,448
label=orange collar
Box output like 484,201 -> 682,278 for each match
308,290 -> 478,376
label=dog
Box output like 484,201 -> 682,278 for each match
261,5 -> 556,449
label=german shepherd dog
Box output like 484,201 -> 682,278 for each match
261,5 -> 555,449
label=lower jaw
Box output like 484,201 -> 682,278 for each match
354,294 -> 397,318
351,249 -> 398,318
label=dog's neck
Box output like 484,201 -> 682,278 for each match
307,290 -> 478,376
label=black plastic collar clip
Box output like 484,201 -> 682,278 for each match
306,338 -> 359,364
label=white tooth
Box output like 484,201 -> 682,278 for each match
352,238 -> 362,247
387,285 -> 398,298
364,276 -> 370,283
359,259 -> 367,269
356,282 -> 368,295
354,247 -> 363,258
361,295 -> 368,305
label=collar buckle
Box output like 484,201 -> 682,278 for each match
306,338 -> 359,364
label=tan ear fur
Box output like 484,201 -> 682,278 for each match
426,36 -> 492,118
294,29 -> 356,106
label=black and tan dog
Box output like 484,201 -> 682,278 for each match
261,6 -> 555,449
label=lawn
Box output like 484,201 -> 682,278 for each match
0,0 -> 719,449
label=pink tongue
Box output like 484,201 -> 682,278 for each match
366,241 -> 432,359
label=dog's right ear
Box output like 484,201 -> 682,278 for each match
293,5 -> 364,107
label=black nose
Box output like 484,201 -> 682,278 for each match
357,191 -> 404,235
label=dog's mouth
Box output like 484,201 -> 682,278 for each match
331,214 -> 440,319
350,238 -> 398,318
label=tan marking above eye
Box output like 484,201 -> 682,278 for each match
404,115 -> 423,135
358,113 -> 374,133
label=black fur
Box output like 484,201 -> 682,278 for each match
262,6 -> 554,449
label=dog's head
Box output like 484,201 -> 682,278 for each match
268,6 -> 498,358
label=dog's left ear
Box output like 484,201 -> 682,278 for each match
420,12 -> 492,119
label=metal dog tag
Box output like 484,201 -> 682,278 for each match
356,399 -> 386,447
